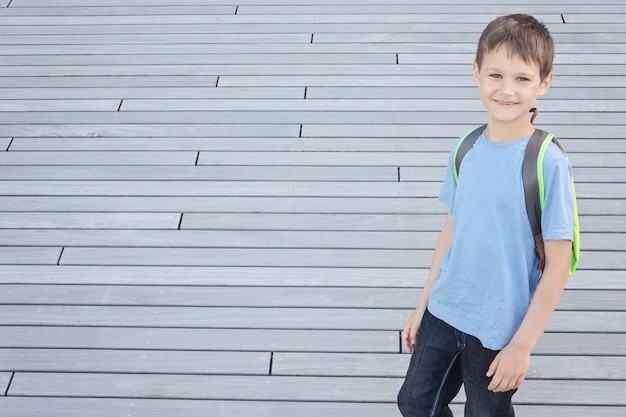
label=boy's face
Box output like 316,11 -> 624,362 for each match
473,46 -> 553,127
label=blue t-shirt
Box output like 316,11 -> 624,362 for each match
428,131 -> 574,350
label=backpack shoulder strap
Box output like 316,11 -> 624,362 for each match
524,129 -> 579,275
522,129 -> 551,270
522,129 -> 550,240
523,131 -> 580,275
453,124 -> 486,182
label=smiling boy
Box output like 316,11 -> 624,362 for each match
397,15 -> 575,417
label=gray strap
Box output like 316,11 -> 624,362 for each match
454,124 -> 486,177
523,129 -> 549,238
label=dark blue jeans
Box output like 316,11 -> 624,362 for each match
397,309 -> 516,417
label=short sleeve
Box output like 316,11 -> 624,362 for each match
541,144 -> 575,241
438,141 -> 459,213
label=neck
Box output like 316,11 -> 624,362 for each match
484,118 -> 535,143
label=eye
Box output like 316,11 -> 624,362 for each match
489,73 -> 502,79
517,77 -> 531,82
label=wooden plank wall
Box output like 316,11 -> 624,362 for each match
0,0 -> 625,416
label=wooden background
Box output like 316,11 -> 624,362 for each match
0,0 -> 624,416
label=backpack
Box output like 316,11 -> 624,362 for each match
452,124 -> 580,276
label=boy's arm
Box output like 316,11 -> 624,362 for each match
486,239 -> 572,392
401,214 -> 453,354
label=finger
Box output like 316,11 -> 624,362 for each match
410,327 -> 418,347
488,374 -> 502,392
486,356 -> 499,378
401,328 -> 412,353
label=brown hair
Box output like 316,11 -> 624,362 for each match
475,14 -> 554,81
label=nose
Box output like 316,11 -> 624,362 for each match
500,79 -> 515,95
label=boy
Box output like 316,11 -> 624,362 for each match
397,14 -> 574,417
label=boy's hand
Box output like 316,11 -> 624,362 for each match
401,308 -> 425,354
486,342 -> 531,392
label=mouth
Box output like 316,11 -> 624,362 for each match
494,99 -> 518,107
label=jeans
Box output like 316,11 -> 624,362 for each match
397,309 -> 516,417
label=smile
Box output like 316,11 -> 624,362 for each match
494,99 -> 518,107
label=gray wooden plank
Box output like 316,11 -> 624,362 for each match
0,137 -> 11,151
581,216 -> 626,233
7,137 -> 453,152
57,247 -> 432,268
0,305 -> 411,330
272,352 -> 626,380
4,4 -> 237,14
0,229 -> 438,250
1,285 -> 619,311
0,86 -> 305,100
7,372 -> 626,405
0,123 -> 300,138
534,331 -> 626,356
0,265 -> 622,291
12,0 -> 626,6
0,181 -> 441,197
0,326 -> 399,353
0,151 -> 197,165
8,373 -> 404,402
0,75 -> 220,88
0,306 -> 623,333
0,111 -> 485,125
1,325 -> 622,356
0,196 -> 445,214
238,4 -> 626,14
196,151 -> 449,167
0,372 -> 11,395
576,180 -> 626,198
2,285 -> 416,308
315,32 -> 626,44
0,247 -> 61,265
0,266 -> 422,287
0,53 -> 396,65
577,251 -> 626,270
0,166 -> 399,182
1,110 -> 624,127
0,398 -> 401,417
0,33 -> 312,46
0,305 -> 407,329
0,349 -> 270,375
0,399 -> 623,417
579,199 -> 626,216
564,13 -> 626,23
0,213 -> 180,229
181,213 -> 447,231
582,233 -> 626,251
0,100 -> 119,112
5,21 -> 618,37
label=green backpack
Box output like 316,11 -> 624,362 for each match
453,125 -> 580,275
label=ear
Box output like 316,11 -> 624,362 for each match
473,61 -> 481,86
538,71 -> 554,96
